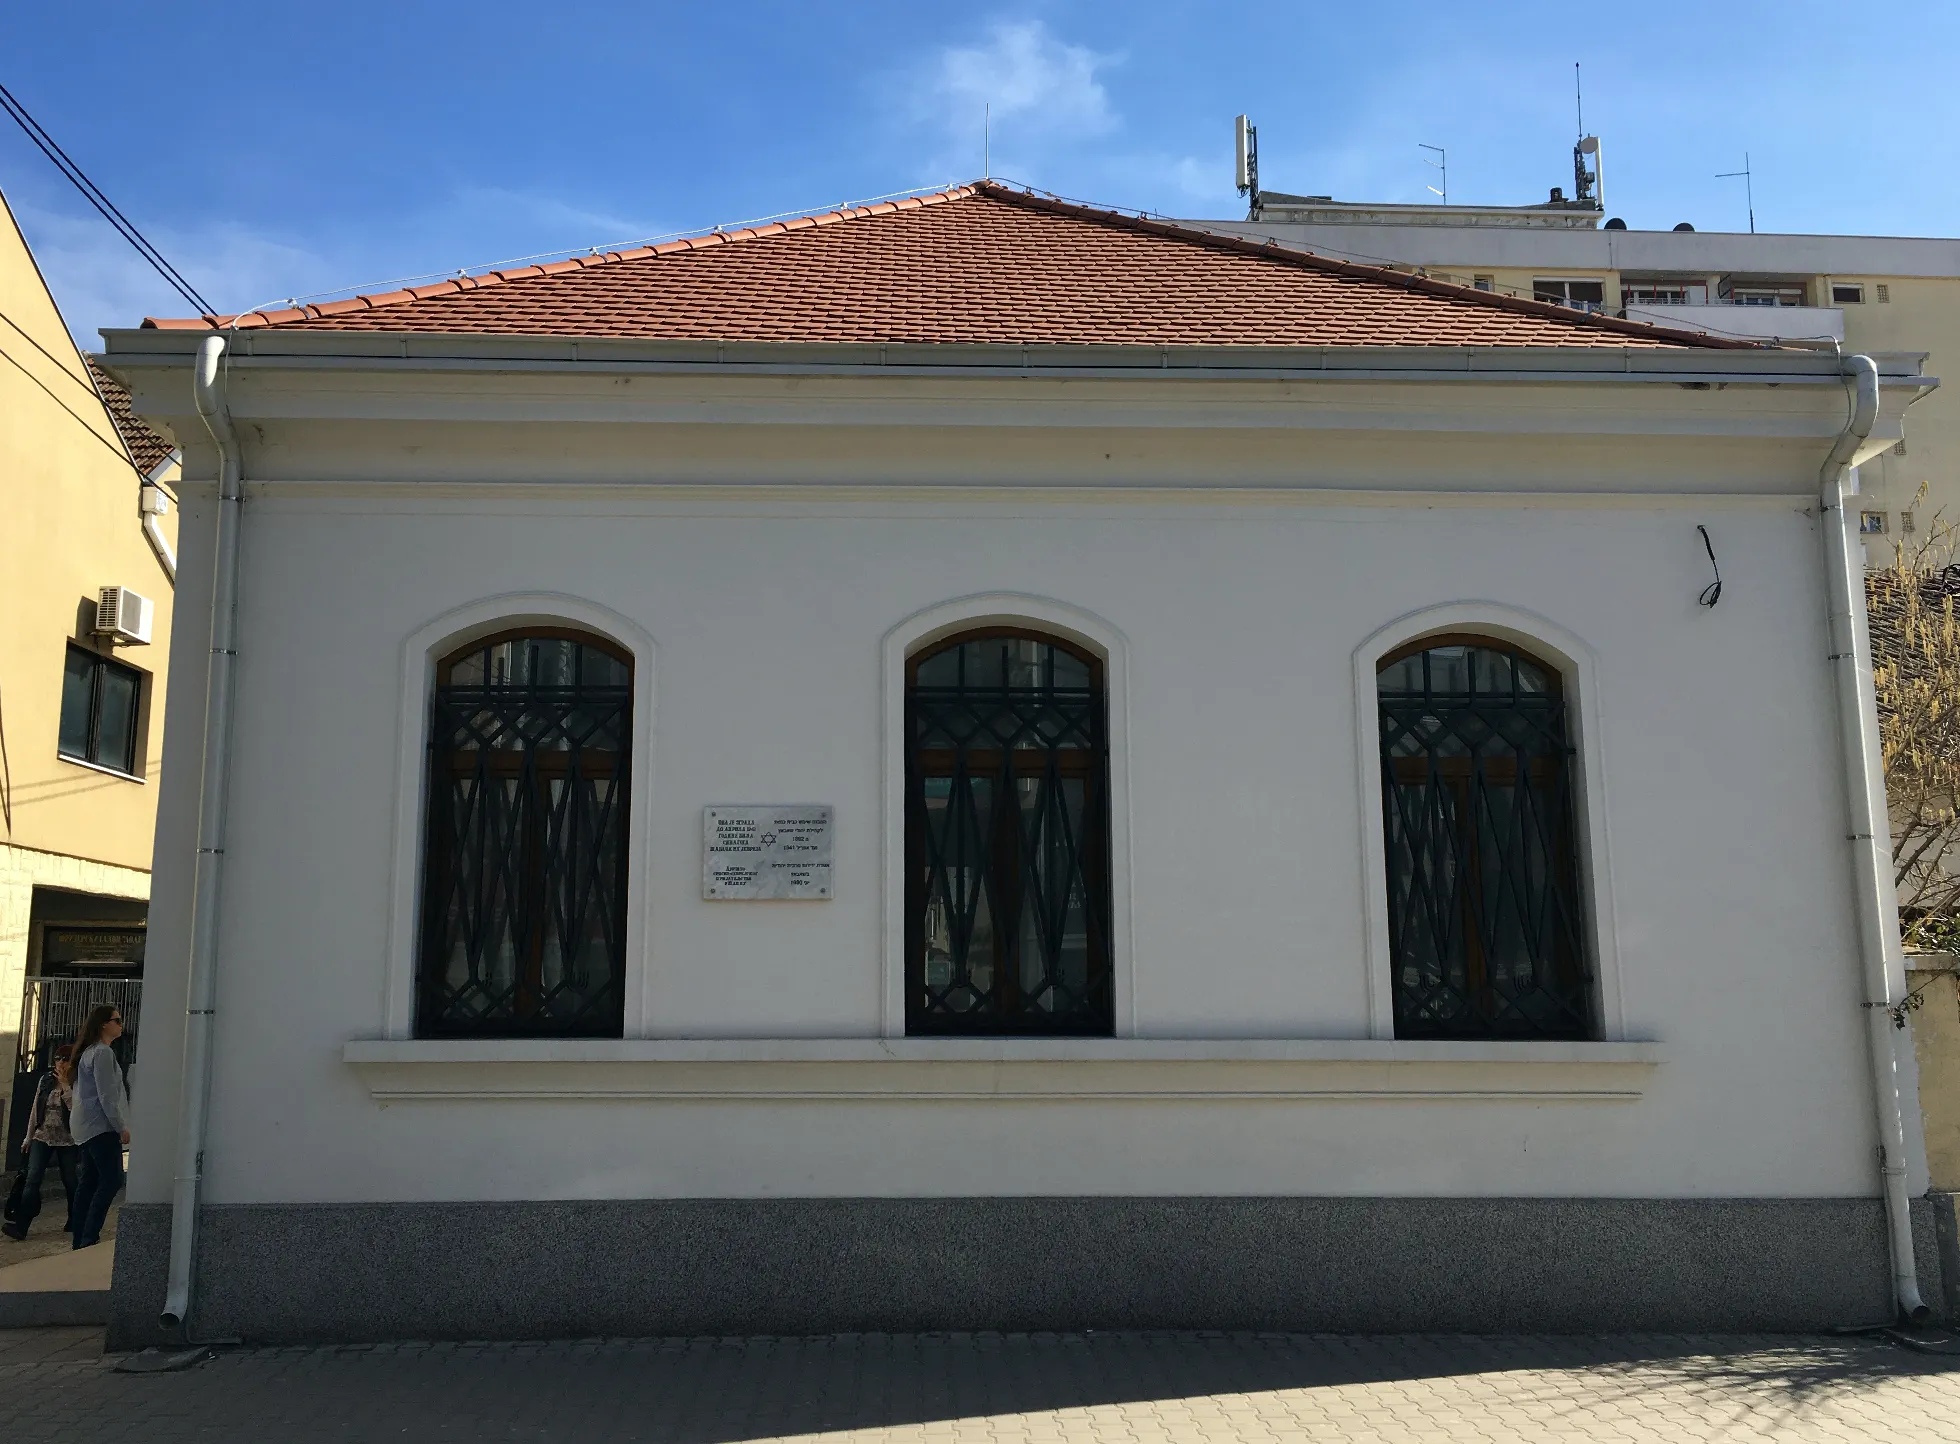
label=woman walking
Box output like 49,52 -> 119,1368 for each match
2,1046 -> 79,1241
67,1004 -> 129,1251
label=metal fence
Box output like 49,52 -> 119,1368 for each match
13,976 -> 142,1080
5,977 -> 142,1163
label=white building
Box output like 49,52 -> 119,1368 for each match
100,182 -> 1939,1345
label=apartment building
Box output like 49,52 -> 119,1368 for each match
1203,184 -> 1959,560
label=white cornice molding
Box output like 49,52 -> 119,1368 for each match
99,372 -> 1924,461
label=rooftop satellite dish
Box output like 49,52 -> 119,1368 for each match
1575,133 -> 1603,209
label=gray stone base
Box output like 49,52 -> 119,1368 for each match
107,1196 -> 1946,1349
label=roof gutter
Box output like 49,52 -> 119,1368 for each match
96,329 -> 1940,390
161,335 -> 244,1337
1818,353 -> 1930,1325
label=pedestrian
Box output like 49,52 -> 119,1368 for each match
67,1004 -> 129,1251
2,1045 -> 80,1241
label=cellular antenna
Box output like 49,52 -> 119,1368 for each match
1571,62 -> 1601,211
1717,153 -> 1757,233
1419,143 -> 1447,204
1234,114 -> 1259,218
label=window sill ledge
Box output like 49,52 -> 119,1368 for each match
343,1037 -> 1661,1103
55,754 -> 144,784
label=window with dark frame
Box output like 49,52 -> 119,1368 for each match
1377,637 -> 1594,1040
906,629 -> 1113,1036
57,644 -> 142,776
415,630 -> 632,1039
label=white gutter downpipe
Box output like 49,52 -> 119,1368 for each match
1820,352 -> 1931,1325
141,482 -> 177,585
161,336 -> 244,1334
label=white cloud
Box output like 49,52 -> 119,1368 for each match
910,20 -> 1121,181
901,22 -> 1241,216
934,20 -> 1117,135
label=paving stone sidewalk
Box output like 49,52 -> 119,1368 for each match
5,1326 -> 1960,1441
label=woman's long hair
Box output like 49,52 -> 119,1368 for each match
74,1003 -> 119,1058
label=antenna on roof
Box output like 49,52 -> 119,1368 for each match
1717,153 -> 1756,233
1419,143 -> 1447,204
984,103 -> 990,179
1571,63 -> 1602,211
1576,134 -> 1602,210
1234,114 -> 1259,219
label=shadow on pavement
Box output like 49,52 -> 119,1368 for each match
3,1330 -> 1954,1442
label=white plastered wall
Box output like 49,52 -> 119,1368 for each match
126,472 -> 1882,1206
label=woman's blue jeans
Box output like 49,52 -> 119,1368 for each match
70,1133 -> 124,1249
12,1141 -> 79,1234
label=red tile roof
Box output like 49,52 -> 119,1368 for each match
85,357 -> 176,474
143,182 -> 1747,350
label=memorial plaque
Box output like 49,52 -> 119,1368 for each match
703,805 -> 834,900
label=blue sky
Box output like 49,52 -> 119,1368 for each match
8,1 -> 1959,345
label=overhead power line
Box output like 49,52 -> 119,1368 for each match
0,79 -> 214,316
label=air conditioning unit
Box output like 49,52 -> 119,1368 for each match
94,586 -> 154,645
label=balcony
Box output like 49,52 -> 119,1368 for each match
1622,302 -> 1844,346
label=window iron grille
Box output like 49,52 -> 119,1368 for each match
1377,638 -> 1593,1040
906,630 -> 1113,1036
416,631 -> 631,1038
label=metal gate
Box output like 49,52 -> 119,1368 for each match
6,977 -> 142,1161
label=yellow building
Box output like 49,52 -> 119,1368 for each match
1208,186 -> 1960,561
0,188 -> 177,1142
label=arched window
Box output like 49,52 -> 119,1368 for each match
906,629 -> 1113,1036
416,629 -> 632,1038
1377,636 -> 1592,1039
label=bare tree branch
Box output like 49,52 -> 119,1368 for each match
1872,501 -> 1960,953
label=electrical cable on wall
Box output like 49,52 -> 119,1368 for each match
1697,525 -> 1723,607
0,677 -> 12,834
